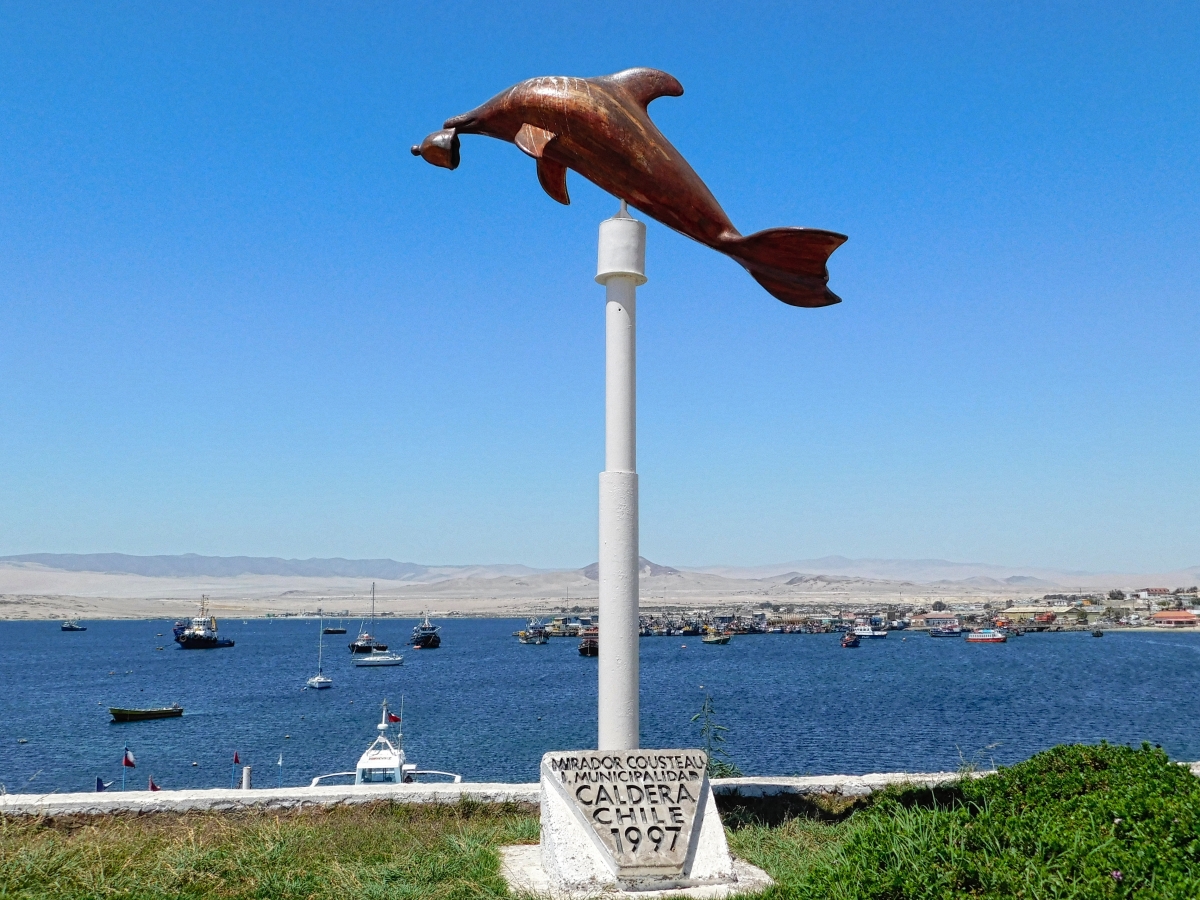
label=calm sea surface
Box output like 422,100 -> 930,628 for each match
1,619 -> 1198,794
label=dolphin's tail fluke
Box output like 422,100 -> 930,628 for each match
723,227 -> 847,307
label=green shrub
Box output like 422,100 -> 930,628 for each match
734,743 -> 1200,899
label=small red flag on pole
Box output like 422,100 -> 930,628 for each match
148,775 -> 160,791
387,712 -> 401,723
122,748 -> 137,768
233,751 -> 240,765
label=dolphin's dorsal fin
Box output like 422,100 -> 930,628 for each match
515,123 -> 555,158
602,68 -> 684,109
537,158 -> 570,205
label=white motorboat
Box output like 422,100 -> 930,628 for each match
853,625 -> 888,638
307,617 -> 333,688
965,628 -> 1008,643
353,648 -> 404,667
309,699 -> 461,786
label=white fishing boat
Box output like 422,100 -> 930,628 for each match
309,699 -> 461,786
307,617 -> 332,689
353,648 -> 404,667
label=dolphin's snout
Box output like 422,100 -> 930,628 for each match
443,112 -> 477,131
412,128 -> 460,170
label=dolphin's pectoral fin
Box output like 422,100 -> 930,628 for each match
515,123 -> 556,158
536,158 -> 570,205
600,68 -> 684,108
516,123 -> 568,201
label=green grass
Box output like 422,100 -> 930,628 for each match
0,799 -> 539,900
3,745 -> 1198,899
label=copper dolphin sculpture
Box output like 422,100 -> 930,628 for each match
412,68 -> 846,307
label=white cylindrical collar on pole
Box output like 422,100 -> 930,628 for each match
596,201 -> 646,286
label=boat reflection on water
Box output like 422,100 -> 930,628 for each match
309,699 -> 460,786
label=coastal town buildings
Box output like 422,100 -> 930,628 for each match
1150,610 -> 1199,628
911,613 -> 960,629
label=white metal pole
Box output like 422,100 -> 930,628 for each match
595,201 -> 646,751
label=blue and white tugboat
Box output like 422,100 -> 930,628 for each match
309,699 -> 461,786
174,596 -> 235,649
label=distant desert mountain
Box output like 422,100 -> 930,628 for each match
688,557 -> 1200,590
931,575 -> 1061,590
581,557 -> 680,581
4,552 -> 1199,595
686,556 -> 1096,585
0,553 -> 542,583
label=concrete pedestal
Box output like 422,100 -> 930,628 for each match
499,750 -> 766,899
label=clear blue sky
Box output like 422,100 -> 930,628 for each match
1,2 -> 1197,572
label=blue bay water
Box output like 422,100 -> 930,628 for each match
1,619 -> 1198,794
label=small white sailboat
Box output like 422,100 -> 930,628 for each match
353,648 -> 404,667
307,617 -> 332,689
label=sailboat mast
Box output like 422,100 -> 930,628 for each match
317,617 -> 324,673
371,582 -> 376,630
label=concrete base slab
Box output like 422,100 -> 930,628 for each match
500,845 -> 773,900
3,766 -> 1192,818
0,782 -> 539,817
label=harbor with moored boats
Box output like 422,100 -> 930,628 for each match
4,607 -> 1200,794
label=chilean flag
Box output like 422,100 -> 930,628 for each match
148,775 -> 161,791
387,712 -> 401,723
122,748 -> 137,768
96,777 -> 112,792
